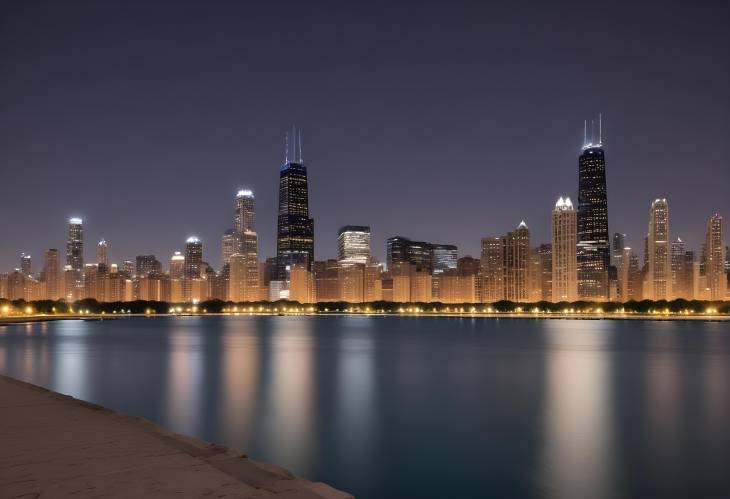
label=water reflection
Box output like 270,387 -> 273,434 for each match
165,319 -> 204,436
541,320 -> 616,499
264,317 -> 316,471
218,318 -> 260,444
52,320 -> 90,400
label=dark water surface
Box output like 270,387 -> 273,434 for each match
1,316 -> 729,499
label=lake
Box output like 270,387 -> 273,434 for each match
1,316 -> 729,499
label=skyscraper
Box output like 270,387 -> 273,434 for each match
431,244 -> 458,274
551,197 -> 578,302
20,253 -> 31,276
221,229 -> 236,266
66,217 -> 84,296
704,214 -> 726,300
275,129 -> 314,280
135,255 -> 161,277
97,239 -> 108,267
670,237 -> 691,299
480,236 -> 504,303
577,118 -> 610,300
169,250 -> 185,302
234,189 -> 255,233
42,249 -> 60,300
337,226 -> 371,266
386,236 -> 432,272
184,237 -> 203,280
538,243 -> 553,302
646,198 -> 671,300
503,221 -> 530,302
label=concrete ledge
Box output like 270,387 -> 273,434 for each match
0,374 -> 353,499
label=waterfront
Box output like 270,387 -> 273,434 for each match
1,316 -> 729,499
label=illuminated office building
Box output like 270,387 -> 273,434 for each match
704,214 -> 726,300
645,199 -> 671,300
551,196 -> 578,302
337,226 -> 371,266
66,217 -> 84,295
577,118 -> 610,300
275,128 -> 314,279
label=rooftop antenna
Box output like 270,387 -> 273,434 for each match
583,120 -> 587,148
284,131 -> 289,163
599,113 -> 603,145
298,128 -> 302,163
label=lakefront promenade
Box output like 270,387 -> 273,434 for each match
0,375 -> 352,499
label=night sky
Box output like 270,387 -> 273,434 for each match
1,1 -> 728,271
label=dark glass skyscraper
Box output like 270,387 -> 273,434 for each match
275,129 -> 314,280
66,217 -> 84,291
386,236 -> 433,272
577,119 -> 610,300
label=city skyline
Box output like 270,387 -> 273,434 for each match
1,1 -> 728,270
2,124 -> 727,275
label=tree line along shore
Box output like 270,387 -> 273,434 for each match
1,297 -> 728,317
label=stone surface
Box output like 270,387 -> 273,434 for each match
0,375 -> 353,499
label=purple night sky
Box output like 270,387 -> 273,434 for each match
1,1 -> 728,271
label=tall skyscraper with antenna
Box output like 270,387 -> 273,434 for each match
275,126 -> 314,281
577,115 -> 610,300
66,217 -> 84,296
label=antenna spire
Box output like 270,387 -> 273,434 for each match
583,120 -> 587,148
599,113 -> 602,145
284,131 -> 289,163
298,128 -> 302,163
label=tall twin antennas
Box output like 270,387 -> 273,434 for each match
582,113 -> 603,150
284,125 -> 304,164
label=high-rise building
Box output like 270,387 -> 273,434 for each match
646,199 -> 671,300
229,254 -> 250,302
184,237 -> 203,280
670,237 -> 691,299
275,129 -> 314,280
552,197 -> 578,302
577,119 -> 610,300
221,229 -> 236,266
538,244 -> 552,302
42,249 -> 60,300
337,226 -> 371,266
704,214 -> 726,300
386,236 -> 432,272
235,189 -> 255,233
97,239 -> 108,267
289,263 -> 314,303
616,246 -> 631,302
612,233 -> 626,266
135,255 -> 161,278
20,253 -> 32,276
121,260 -> 134,278
169,251 -> 185,302
480,236 -> 504,303
66,217 -> 84,295
503,221 -> 530,302
432,244 -> 458,274
313,260 -> 340,302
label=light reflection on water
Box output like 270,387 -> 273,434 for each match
1,316 -> 729,499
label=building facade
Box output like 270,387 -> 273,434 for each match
577,138 -> 610,300
337,226 -> 371,266
646,199 -> 671,300
551,197 -> 578,302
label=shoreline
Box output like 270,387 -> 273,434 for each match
0,373 -> 352,499
1,311 -> 730,325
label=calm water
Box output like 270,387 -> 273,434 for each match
1,316 -> 729,498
